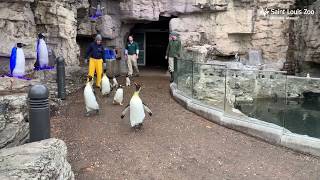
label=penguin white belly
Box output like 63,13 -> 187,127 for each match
113,78 -> 118,87
38,39 -> 49,67
126,77 -> 131,86
113,89 -> 123,103
13,48 -> 25,77
101,75 -> 111,95
84,84 -> 99,112
129,96 -> 145,127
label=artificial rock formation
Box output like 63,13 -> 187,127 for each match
0,138 -> 74,180
0,93 -> 28,149
1,0 -> 316,70
294,0 -> 320,64
0,0 -> 84,70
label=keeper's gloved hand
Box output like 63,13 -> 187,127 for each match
84,58 -> 88,64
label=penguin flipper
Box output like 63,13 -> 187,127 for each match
121,104 -> 130,119
143,103 -> 152,116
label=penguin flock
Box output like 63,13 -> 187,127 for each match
83,74 -> 153,130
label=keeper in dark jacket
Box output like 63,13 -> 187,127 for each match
85,34 -> 106,89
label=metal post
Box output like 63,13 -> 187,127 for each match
56,57 -> 66,100
28,85 -> 50,142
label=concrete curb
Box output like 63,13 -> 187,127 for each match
170,83 -> 320,157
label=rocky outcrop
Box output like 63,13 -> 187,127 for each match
0,138 -> 74,180
0,0 -> 83,69
171,0 -> 294,68
294,0 -> 320,64
34,0 -> 80,66
0,94 -> 28,149
0,0 -> 36,59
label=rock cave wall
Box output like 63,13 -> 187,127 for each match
2,0 -> 320,71
294,0 -> 320,65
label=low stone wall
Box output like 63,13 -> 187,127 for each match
0,67 -> 86,149
170,83 -> 320,157
178,63 -> 320,108
0,138 -> 74,180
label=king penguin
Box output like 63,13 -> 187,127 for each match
35,33 -> 49,69
113,85 -> 124,106
126,74 -> 131,86
121,83 -> 152,129
101,70 -> 112,96
112,76 -> 118,88
10,43 -> 26,77
84,76 -> 99,116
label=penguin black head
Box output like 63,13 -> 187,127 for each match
126,74 -> 131,78
134,82 -> 142,91
87,75 -> 93,82
118,85 -> 123,89
38,33 -> 45,39
17,43 -> 26,48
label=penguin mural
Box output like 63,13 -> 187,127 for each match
35,33 -> 49,70
121,83 -> 152,129
101,71 -> 112,96
112,76 -> 118,87
113,85 -> 123,105
126,74 -> 131,86
10,43 -> 26,77
84,76 -> 100,116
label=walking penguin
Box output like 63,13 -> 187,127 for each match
121,82 -> 152,130
126,74 -> 131,86
101,70 -> 112,96
10,43 -> 26,77
84,76 -> 99,116
113,85 -> 123,105
112,76 -> 118,87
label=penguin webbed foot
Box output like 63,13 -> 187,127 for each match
149,112 -> 153,116
133,123 -> 143,131
121,115 -> 125,119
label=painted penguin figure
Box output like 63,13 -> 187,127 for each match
126,74 -> 131,86
113,85 -> 123,105
35,33 -> 49,69
10,43 -> 26,77
84,76 -> 99,116
121,83 -> 152,129
112,76 -> 118,87
101,72 -> 111,96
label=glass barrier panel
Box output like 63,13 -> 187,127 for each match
192,62 -> 226,110
284,76 -> 320,138
224,69 -> 287,131
176,60 -> 193,97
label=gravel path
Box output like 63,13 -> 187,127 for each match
52,69 -> 320,180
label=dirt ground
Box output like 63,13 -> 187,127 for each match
52,69 -> 320,180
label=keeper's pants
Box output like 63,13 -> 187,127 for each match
168,57 -> 174,72
88,57 -> 103,88
127,54 -> 139,76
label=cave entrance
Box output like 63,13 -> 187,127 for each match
77,36 -> 93,66
130,17 -> 171,69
